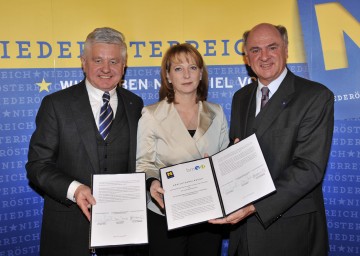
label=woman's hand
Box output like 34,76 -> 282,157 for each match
150,179 -> 165,209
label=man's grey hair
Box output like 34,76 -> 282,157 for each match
82,27 -> 127,62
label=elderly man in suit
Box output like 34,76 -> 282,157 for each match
26,27 -> 144,256
210,23 -> 334,256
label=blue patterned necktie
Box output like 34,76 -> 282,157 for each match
99,91 -> 113,140
261,87 -> 270,109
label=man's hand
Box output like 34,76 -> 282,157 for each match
150,179 -> 165,209
209,204 -> 256,225
74,185 -> 96,221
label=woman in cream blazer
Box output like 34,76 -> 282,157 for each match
136,43 -> 229,256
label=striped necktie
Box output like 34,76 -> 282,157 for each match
261,87 -> 270,109
99,91 -> 113,140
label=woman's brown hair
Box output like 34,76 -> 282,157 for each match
159,43 -> 208,103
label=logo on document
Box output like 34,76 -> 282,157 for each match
195,164 -> 206,170
166,171 -> 174,179
186,164 -> 206,172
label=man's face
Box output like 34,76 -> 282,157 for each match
245,24 -> 288,85
81,43 -> 125,91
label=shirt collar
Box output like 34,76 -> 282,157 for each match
257,68 -> 287,97
85,79 -> 117,101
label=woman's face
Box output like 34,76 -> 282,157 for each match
167,53 -> 202,97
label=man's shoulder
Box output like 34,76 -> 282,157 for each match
293,74 -> 334,97
233,81 -> 257,98
44,80 -> 85,101
117,86 -> 143,106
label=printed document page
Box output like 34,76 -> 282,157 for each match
211,134 -> 276,215
160,158 -> 223,230
90,173 -> 148,248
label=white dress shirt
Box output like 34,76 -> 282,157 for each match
85,80 -> 118,128
255,68 -> 287,116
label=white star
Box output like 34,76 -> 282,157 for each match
3,110 -> 11,117
339,245 -> 345,252
9,224 -> 17,231
338,198 -> 346,205
33,70 -> 41,78
348,150 -> 355,157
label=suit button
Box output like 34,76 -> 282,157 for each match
104,168 -> 108,172
105,155 -> 108,159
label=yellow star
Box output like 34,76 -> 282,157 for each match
36,78 -> 51,92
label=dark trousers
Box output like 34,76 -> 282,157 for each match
148,210 -> 223,256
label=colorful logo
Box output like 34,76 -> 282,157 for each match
166,171 -> 174,179
186,164 -> 206,172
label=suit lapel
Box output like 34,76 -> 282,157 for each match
253,71 -> 296,138
244,85 -> 257,137
115,87 -> 138,172
193,101 -> 214,141
70,82 -> 100,173
230,83 -> 257,142
158,101 -> 202,157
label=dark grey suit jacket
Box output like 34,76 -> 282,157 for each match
26,80 -> 143,256
228,70 -> 334,256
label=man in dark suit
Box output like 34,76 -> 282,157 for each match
26,27 -> 144,256
210,23 -> 334,256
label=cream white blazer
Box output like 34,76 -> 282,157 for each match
136,99 -> 229,215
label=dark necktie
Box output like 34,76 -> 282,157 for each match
99,92 -> 113,140
261,87 -> 270,109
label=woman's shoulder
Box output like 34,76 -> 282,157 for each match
141,99 -> 171,119
202,101 -> 224,112
143,99 -> 166,111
